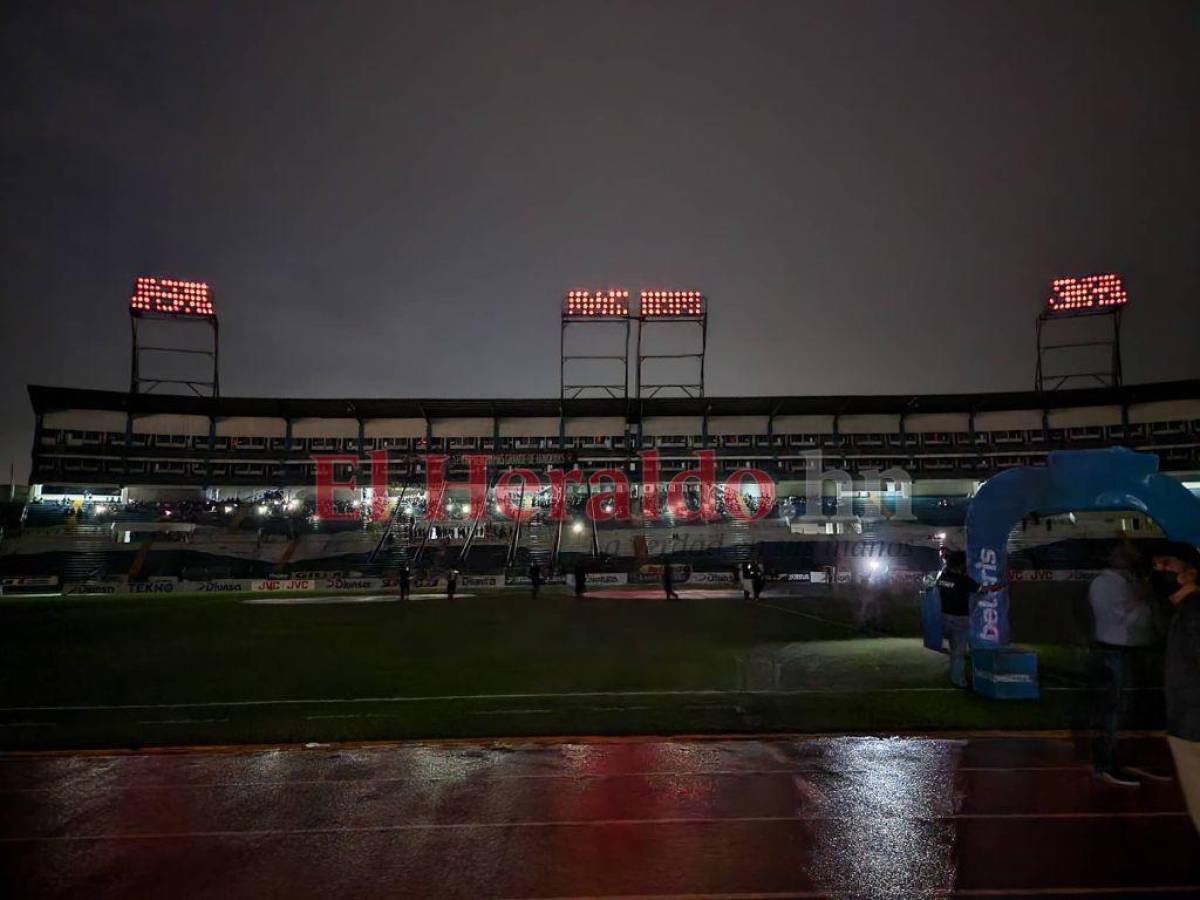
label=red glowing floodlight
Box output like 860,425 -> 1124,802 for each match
563,290 -> 630,318
130,277 -> 216,318
1046,274 -> 1128,315
640,290 -> 705,317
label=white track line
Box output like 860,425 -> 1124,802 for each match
0,685 -> 1021,713
0,765 -> 1116,794
0,810 -> 1189,844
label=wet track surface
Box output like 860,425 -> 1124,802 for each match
1,734 -> 1198,898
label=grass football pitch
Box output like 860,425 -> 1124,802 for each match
0,586 -> 1149,750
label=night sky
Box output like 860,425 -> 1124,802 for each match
2,1 -> 1197,481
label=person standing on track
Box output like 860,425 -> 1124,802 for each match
935,551 -> 1005,689
529,562 -> 543,599
446,567 -> 458,601
1087,542 -> 1155,786
662,560 -> 681,601
398,563 -> 410,602
1155,543 -> 1200,832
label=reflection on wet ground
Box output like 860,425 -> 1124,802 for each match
0,734 -> 1197,898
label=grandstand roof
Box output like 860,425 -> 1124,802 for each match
27,379 -> 1200,421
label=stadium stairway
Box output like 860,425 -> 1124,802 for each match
721,516 -> 756,572
59,522 -> 115,582
522,517 -> 556,573
361,494 -> 420,577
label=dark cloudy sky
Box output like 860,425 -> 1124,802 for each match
2,1 -> 1197,481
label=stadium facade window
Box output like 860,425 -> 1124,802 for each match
1150,420 -> 1187,437
991,429 -> 1025,445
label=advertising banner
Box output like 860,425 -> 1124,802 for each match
689,571 -> 737,584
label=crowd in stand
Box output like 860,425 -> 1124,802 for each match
20,485 -> 802,542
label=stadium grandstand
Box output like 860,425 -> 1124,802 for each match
6,377 -> 1199,590
2,273 -> 1197,594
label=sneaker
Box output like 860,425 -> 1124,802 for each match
1094,770 -> 1141,788
1122,766 -> 1175,784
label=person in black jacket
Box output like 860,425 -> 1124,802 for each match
662,561 -> 681,601
751,561 -> 766,601
935,551 -> 1005,689
1154,543 -> 1200,832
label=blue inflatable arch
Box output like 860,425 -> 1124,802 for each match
965,448 -> 1200,648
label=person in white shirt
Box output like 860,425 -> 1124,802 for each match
1088,542 -> 1155,786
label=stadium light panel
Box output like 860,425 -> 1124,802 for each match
563,290 -> 630,318
1046,273 -> 1128,314
640,290 -> 705,318
130,277 -> 216,318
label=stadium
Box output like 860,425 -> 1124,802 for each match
7,6 -> 1200,895
5,280 -> 1199,597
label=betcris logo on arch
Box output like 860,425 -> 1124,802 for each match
972,547 -> 1008,646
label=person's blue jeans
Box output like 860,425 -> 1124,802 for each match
943,614 -> 970,688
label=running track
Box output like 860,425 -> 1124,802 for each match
1,734 -> 1197,898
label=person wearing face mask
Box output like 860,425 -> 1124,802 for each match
1153,543 -> 1200,833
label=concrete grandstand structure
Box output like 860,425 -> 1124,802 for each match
3,378 -> 1197,590
27,380 -> 1200,487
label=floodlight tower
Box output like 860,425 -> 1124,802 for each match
129,276 -> 220,396
1034,273 -> 1127,391
636,290 -> 707,400
559,290 -> 631,402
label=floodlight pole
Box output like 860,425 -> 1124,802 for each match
559,308 -> 631,403
635,306 -> 708,401
130,312 -> 221,397
1034,306 -> 1123,392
